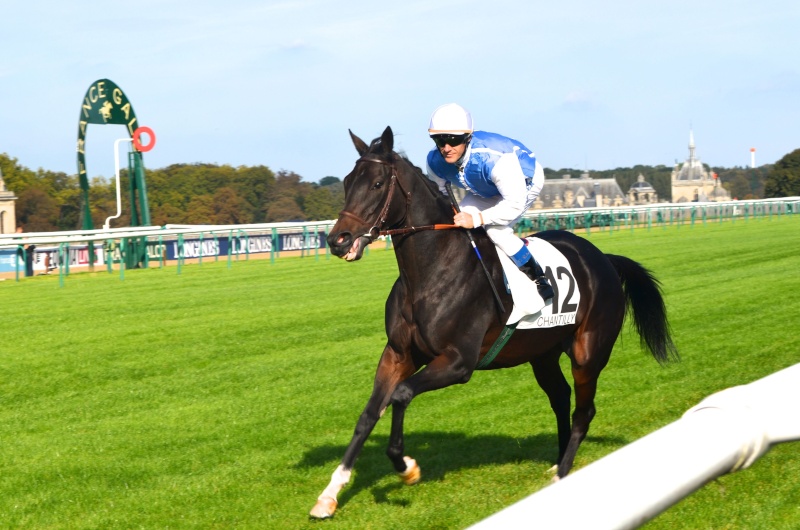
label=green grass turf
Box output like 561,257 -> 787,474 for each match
1,215 -> 798,529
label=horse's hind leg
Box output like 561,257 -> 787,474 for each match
556,370 -> 598,478
531,350 -> 571,468
556,332 -> 613,479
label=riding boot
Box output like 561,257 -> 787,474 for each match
519,256 -> 555,301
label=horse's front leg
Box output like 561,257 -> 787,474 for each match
310,344 -> 415,519
385,352 -> 474,483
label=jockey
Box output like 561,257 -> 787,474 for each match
425,103 -> 554,301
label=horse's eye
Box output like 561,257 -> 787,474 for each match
372,181 -> 384,190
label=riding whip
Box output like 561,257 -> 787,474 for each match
445,182 -> 506,315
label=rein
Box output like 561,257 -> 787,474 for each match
380,223 -> 459,237
340,155 -> 459,241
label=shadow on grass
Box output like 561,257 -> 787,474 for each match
296,430 -> 627,509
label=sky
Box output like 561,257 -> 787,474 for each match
1,0 -> 798,183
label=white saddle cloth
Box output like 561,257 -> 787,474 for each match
497,237 -> 581,330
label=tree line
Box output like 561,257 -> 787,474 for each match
2,148 -> 798,233
1,156 -> 344,232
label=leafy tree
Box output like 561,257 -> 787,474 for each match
212,187 -> 254,225
86,176 -> 128,229
713,166 -> 769,200
16,188 -> 60,231
723,170 -> 753,200
234,165 -> 275,222
4,156 -> 81,230
303,185 -> 343,221
151,203 -> 186,226
185,195 -> 215,225
263,171 -> 313,220
51,186 -> 82,230
137,163 -> 275,224
265,196 -> 306,222
270,171 -> 312,200
764,149 -> 800,198
0,154 -> 38,194
319,176 -> 341,187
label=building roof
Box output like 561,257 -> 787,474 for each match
537,174 -> 627,209
629,174 -> 656,192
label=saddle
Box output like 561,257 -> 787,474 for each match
496,237 -> 581,330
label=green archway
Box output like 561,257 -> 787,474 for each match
76,79 -> 152,267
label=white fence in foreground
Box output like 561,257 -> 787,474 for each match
470,362 -> 800,529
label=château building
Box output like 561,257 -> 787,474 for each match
533,173 -> 627,209
671,130 -> 730,203
627,174 -> 659,205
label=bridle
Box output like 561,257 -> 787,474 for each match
338,154 -> 458,244
337,151 -> 504,315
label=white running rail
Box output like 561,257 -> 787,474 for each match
470,362 -> 800,529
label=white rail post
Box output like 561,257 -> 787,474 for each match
103,138 -> 133,231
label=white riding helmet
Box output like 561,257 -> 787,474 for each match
428,103 -> 474,135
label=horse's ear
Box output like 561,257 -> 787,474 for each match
380,126 -> 394,153
349,130 -> 369,156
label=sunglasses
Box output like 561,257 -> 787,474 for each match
432,134 -> 470,148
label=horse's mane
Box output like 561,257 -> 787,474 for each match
400,152 -> 451,208
363,135 -> 451,212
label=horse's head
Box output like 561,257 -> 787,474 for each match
327,126 -> 408,261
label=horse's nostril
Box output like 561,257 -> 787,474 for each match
328,232 -> 352,249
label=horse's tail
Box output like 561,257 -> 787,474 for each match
606,254 -> 679,364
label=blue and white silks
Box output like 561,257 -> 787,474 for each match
426,131 -> 538,199
426,130 -> 544,263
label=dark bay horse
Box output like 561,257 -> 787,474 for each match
310,126 -> 677,518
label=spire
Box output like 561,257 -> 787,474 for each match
688,128 -> 696,165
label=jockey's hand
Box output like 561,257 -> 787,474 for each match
453,212 -> 475,229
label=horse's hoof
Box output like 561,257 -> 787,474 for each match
399,456 -> 421,485
309,496 -> 337,519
